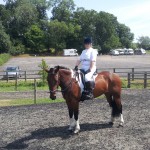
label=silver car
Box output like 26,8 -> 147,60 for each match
4,66 -> 21,78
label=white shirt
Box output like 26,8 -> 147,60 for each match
80,48 -> 97,71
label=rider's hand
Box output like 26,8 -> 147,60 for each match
74,66 -> 78,71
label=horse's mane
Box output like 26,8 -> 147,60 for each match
54,65 -> 70,70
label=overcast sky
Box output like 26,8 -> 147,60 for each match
0,0 -> 150,41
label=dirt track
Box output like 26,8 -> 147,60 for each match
0,89 -> 150,150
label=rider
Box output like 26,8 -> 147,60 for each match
74,37 -> 97,100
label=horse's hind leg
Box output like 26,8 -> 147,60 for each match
105,93 -> 115,124
112,94 -> 124,126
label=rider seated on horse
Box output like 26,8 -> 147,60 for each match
74,37 -> 97,101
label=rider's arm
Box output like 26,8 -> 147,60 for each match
90,50 -> 97,71
90,61 -> 96,71
75,60 -> 81,66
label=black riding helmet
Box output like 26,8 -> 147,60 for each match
84,37 -> 92,44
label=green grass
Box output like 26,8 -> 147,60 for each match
0,53 -> 11,66
0,80 -> 49,92
146,50 -> 150,54
0,98 -> 65,107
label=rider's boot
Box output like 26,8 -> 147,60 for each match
80,81 -> 94,101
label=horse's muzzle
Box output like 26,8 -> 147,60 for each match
50,95 -> 56,100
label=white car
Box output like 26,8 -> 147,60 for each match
4,66 -> 21,79
124,49 -> 134,55
134,48 -> 146,55
110,50 -> 119,56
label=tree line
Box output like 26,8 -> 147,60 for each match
0,0 -> 149,55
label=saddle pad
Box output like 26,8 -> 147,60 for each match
75,70 -> 98,93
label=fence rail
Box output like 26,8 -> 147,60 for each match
0,67 -> 150,89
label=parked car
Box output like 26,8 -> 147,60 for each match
4,66 -> 21,79
110,50 -> 119,56
124,49 -> 134,55
63,49 -> 78,56
118,50 -> 124,55
134,48 -> 146,55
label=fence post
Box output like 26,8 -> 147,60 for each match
132,68 -> 134,81
144,73 -> 147,88
34,79 -> 37,104
25,71 -> 27,82
127,73 -> 131,88
15,73 -> 18,91
6,72 -> 9,82
113,68 -> 116,73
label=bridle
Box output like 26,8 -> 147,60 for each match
48,70 -> 76,94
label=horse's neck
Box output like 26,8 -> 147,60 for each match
59,69 -> 72,88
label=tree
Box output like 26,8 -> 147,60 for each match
95,12 -> 121,53
51,0 -> 75,23
45,20 -> 69,54
0,21 -> 12,53
117,23 -> 134,48
25,25 -> 45,53
137,36 -> 150,50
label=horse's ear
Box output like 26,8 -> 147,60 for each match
55,65 -> 60,73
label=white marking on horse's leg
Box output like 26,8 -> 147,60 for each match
74,120 -> 80,134
111,115 -> 115,123
68,117 -> 75,131
119,114 -> 124,126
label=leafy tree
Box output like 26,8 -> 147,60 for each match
25,25 -> 45,53
137,36 -> 150,50
117,23 -> 134,48
38,59 -> 48,84
51,0 -> 75,23
45,20 -> 69,54
0,21 -> 12,53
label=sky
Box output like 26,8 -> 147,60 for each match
0,0 -> 150,41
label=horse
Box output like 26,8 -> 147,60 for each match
45,66 -> 124,134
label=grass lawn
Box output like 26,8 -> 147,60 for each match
0,80 -> 49,92
146,50 -> 150,54
0,98 -> 65,107
0,78 -> 149,107
0,95 -> 105,107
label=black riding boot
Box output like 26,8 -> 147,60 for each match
80,81 -> 94,101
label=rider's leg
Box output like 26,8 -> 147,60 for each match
82,71 -> 95,100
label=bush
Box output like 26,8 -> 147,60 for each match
38,59 -> 48,84
0,53 -> 11,66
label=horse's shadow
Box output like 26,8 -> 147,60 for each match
4,122 -> 112,150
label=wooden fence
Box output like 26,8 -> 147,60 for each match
0,67 -> 150,89
127,72 -> 150,88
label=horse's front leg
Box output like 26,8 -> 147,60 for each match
68,108 -> 75,131
73,101 -> 80,134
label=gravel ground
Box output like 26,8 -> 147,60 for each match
0,89 -> 150,150
0,55 -> 150,71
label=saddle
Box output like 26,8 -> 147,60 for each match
77,69 -> 97,89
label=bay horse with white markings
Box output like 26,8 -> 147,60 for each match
45,66 -> 124,134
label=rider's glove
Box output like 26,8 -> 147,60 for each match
74,66 -> 78,71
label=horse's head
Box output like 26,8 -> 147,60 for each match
45,66 -> 60,100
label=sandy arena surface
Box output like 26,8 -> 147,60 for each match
0,89 -> 149,150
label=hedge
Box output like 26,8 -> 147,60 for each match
0,53 -> 11,66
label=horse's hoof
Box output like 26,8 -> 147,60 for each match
109,122 -> 114,126
118,123 -> 124,128
74,129 -> 80,134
